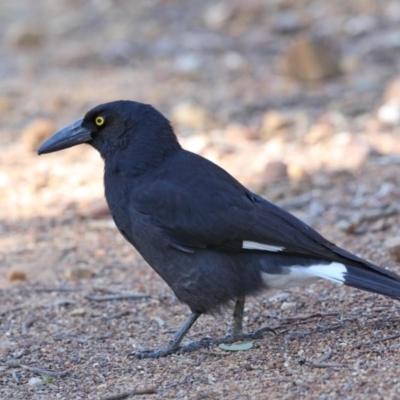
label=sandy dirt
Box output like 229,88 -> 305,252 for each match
2,1 -> 400,399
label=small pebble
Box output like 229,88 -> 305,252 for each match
70,308 -> 86,317
377,103 -> 400,125
28,377 -> 43,387
223,51 -> 245,70
203,3 -> 232,30
175,53 -> 201,73
281,301 -> 296,311
268,292 -> 290,302
97,383 -> 107,391
385,237 -> 400,261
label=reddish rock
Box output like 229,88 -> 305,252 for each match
21,118 -> 55,152
280,35 -> 341,82
262,161 -> 288,183
8,270 -> 27,282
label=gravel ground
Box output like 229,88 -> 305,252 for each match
2,1 -> 400,399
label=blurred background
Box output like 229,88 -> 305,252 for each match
2,0 -> 400,282
2,1 -> 400,397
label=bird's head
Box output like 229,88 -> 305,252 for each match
38,100 -> 180,162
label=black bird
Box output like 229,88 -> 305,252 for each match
38,100 -> 400,358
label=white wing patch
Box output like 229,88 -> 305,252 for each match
242,241 -> 284,252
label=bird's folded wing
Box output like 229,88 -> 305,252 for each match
133,179 -> 378,268
134,180 -> 254,251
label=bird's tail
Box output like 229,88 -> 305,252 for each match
342,264 -> 400,301
299,260 -> 400,300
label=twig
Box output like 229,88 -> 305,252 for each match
85,293 -> 150,302
100,387 -> 157,400
351,333 -> 400,350
280,312 -> 340,322
283,329 -> 312,345
14,349 -> 30,359
316,347 -> 333,363
316,323 -> 343,332
297,348 -> 345,369
106,310 -> 130,320
151,316 -> 165,328
53,333 -> 82,342
198,350 -> 231,356
357,348 -> 385,356
92,285 -> 119,294
11,370 -> 19,383
22,317 -> 38,334
35,287 -> 78,293
53,332 -> 113,342
304,361 -> 345,369
276,312 -> 340,331
362,206 -> 398,222
3,359 -> 67,377
4,360 -> 23,368
0,305 -> 24,316
52,299 -> 76,307
90,333 -> 113,340
170,354 -> 200,365
22,365 -> 68,377
263,377 -> 291,382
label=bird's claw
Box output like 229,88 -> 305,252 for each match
230,325 -> 276,341
128,336 -> 224,359
247,326 -> 277,339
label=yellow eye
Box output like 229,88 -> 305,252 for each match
95,116 -> 105,126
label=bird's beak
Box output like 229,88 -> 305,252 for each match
38,118 -> 92,155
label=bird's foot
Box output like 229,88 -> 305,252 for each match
128,344 -> 180,359
128,326 -> 276,359
128,337 -> 219,359
128,338 -> 214,359
219,325 -> 276,344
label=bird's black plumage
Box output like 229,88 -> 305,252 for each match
38,100 -> 400,357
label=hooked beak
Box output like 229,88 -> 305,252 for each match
38,119 -> 92,155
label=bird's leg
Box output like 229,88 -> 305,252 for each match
228,295 -> 276,342
129,299 -> 277,359
232,295 -> 245,338
180,295 -> 275,351
169,312 -> 201,348
129,312 -> 201,359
